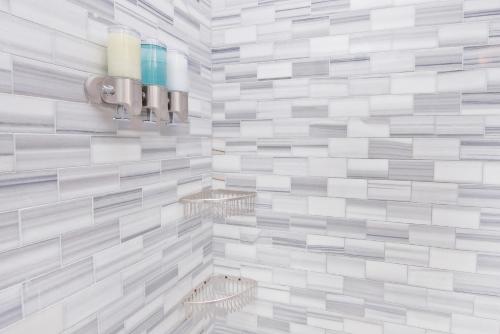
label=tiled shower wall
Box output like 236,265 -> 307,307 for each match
211,0 -> 500,333
0,0 -> 213,333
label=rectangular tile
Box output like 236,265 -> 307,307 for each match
59,165 -> 120,200
91,136 -> 141,164
13,57 -> 87,102
61,222 -> 120,265
0,134 -> 13,172
0,93 -> 55,134
0,238 -> 60,290
0,170 -> 58,211
0,285 -> 22,331
93,237 -> 143,281
20,198 -> 92,244
23,258 -> 93,315
93,188 -> 142,224
15,134 -> 90,171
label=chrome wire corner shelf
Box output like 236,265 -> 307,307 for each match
180,189 -> 256,219
184,275 -> 257,319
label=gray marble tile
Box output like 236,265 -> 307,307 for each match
13,57 -> 87,102
389,160 -> 434,181
93,188 -> 142,224
68,0 -> 114,20
387,201 -> 432,225
140,135 -> 176,160
61,222 -> 120,265
120,208 -> 161,241
481,208 -> 500,231
91,136 -> 141,164
344,277 -> 384,303
368,180 -> 411,201
0,286 -> 22,331
412,181 -> 458,205
461,139 -> 500,160
331,55 -> 370,78
0,211 -> 19,252
63,316 -> 98,334
310,123 -> 347,138
94,237 -> 143,281
478,254 -> 500,276
145,265 -> 178,299
98,288 -> 145,334
15,134 -> 90,171
436,116 -> 484,136
59,165 -> 120,200
459,184 -> 500,209
161,158 -> 191,180
0,53 -> 11,94
409,225 -> 455,248
366,220 -> 408,243
454,272 -> 500,296
0,12 -> 53,62
390,116 -> 435,136
258,316 -> 289,332
54,33 -> 106,73
293,60 -> 329,78
0,170 -> 58,211
0,238 -> 60,290
290,214 -> 326,234
415,0 -> 463,26
331,9 -> 370,34
311,0 -> 348,14
291,177 -> 327,196
56,101 -> 116,135
23,258 -> 94,315
414,92 -> 461,115
386,242 -> 428,266
369,139 -> 412,159
0,93 -> 55,134
0,134 -> 14,172
120,161 -> 161,190
20,198 -> 92,244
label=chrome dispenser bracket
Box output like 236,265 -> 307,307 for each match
168,91 -> 188,123
142,85 -> 169,122
85,76 -> 142,118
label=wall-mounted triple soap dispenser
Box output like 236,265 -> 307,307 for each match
84,25 -> 189,124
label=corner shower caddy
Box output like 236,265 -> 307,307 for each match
184,275 -> 257,318
180,189 -> 257,318
180,188 -> 256,219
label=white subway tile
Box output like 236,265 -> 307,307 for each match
308,196 -> 346,217
434,161 -> 483,183
371,6 -> 415,30
429,248 -> 477,273
432,205 -> 480,229
391,72 -> 437,94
